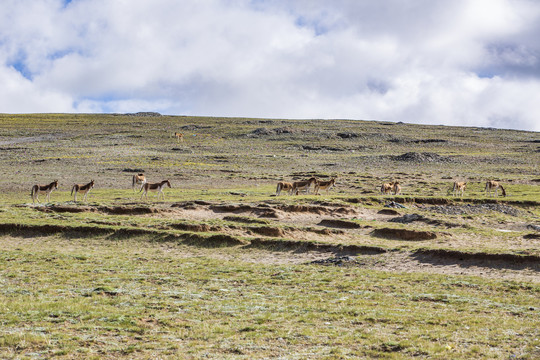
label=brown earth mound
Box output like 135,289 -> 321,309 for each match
372,228 -> 437,241
35,205 -> 96,213
413,248 -> 540,265
170,223 -> 222,233
33,204 -> 168,215
210,204 -> 280,218
223,216 -> 269,225
248,226 -> 286,237
277,204 -> 356,215
205,234 -> 246,246
318,219 -> 361,229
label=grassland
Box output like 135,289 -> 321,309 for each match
0,113 -> 539,359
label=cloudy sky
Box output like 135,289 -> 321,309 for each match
1,0 -> 540,131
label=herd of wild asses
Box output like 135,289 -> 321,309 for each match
27,132 -> 510,203
29,174 -> 507,204
275,178 -> 505,197
30,175 -> 172,203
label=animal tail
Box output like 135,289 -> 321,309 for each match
71,185 -> 77,196
276,183 -> 281,194
500,185 -> 506,197
31,186 -> 35,198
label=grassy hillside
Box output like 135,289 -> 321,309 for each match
0,113 -> 539,359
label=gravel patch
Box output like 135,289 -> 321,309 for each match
429,203 -> 521,216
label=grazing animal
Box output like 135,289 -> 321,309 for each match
174,132 -> 184,143
452,181 -> 467,197
314,178 -> 336,195
132,173 -> 147,192
140,180 -> 171,200
485,180 -> 506,197
31,180 -> 58,204
71,180 -> 95,202
291,177 -> 317,195
392,181 -> 402,195
276,181 -> 293,196
380,182 -> 394,195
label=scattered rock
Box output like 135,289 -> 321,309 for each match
527,224 -> 540,232
310,256 -> 359,266
377,209 -> 400,215
389,214 -> 427,224
171,148 -> 193,153
302,145 -> 345,152
337,133 -> 358,139
91,287 -> 120,296
247,127 -> 296,137
384,201 -> 407,209
181,124 -> 212,130
413,139 -> 448,144
393,152 -> 452,163
430,204 -> 521,216
229,192 -> 247,197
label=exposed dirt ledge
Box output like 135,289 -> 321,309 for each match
346,197 -> 540,207
178,233 -> 245,246
318,219 -> 362,229
372,227 -> 438,240
29,204 -> 170,215
0,223 -> 155,237
413,248 -> 540,264
247,238 -> 387,255
2,223 -> 537,271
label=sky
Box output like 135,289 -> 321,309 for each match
1,0 -> 540,131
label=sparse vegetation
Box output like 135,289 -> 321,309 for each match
0,113 -> 539,358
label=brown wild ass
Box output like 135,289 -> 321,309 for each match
380,181 -> 394,195
71,180 -> 95,202
292,177 -> 317,195
174,132 -> 184,143
453,181 -> 467,197
31,180 -> 58,204
485,180 -> 506,197
132,173 -> 147,192
141,180 -> 171,200
276,181 -> 293,196
314,178 -> 336,195
392,181 -> 402,195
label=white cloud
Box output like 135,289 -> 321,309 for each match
0,0 -> 539,131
